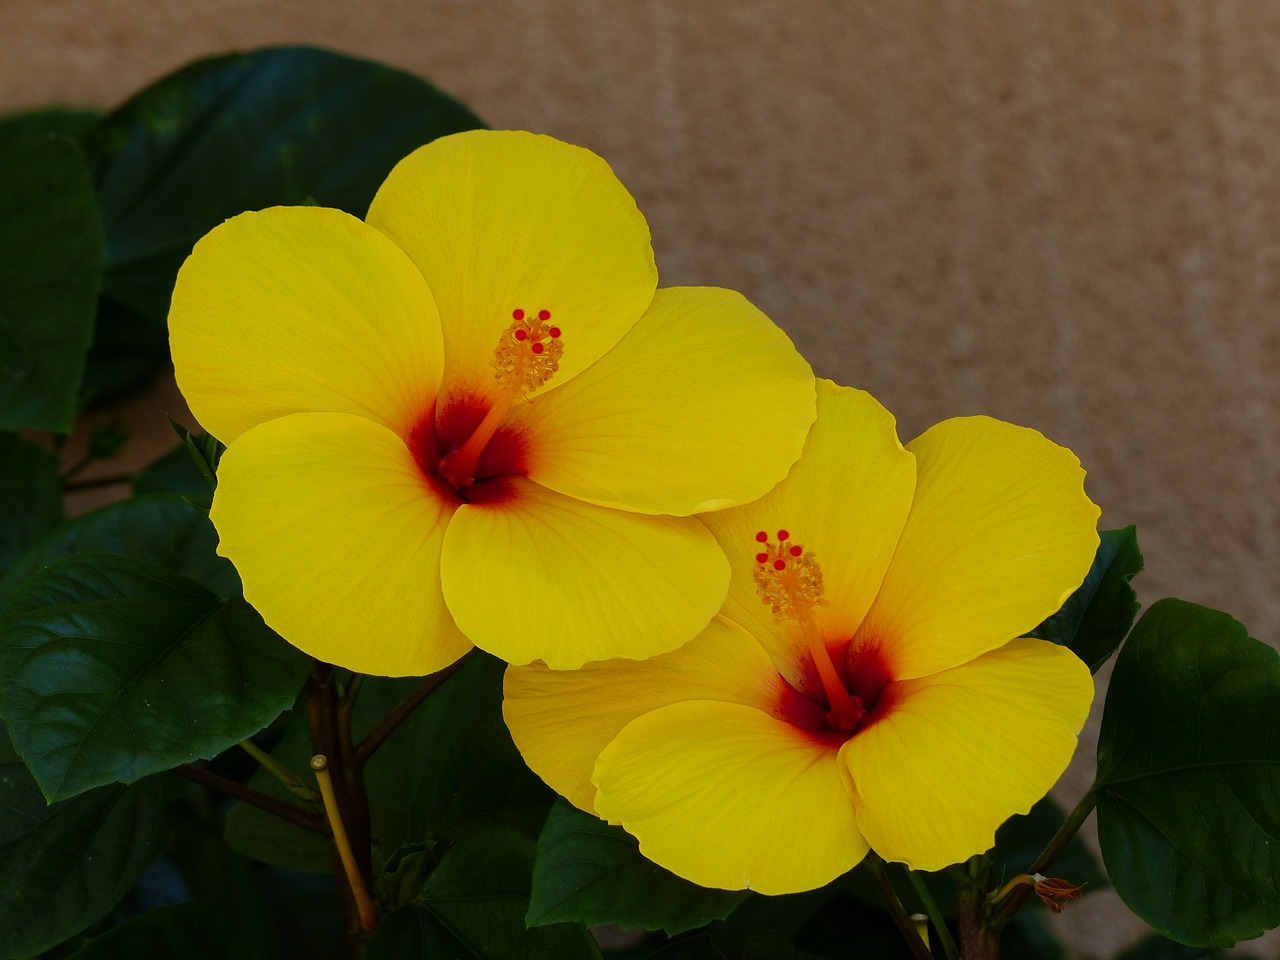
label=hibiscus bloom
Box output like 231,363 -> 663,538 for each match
168,130 -> 814,676
504,380 -> 1098,893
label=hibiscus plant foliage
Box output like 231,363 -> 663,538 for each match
1,46 -> 1277,960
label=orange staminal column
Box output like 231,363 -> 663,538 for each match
753,530 -> 864,729
438,308 -> 563,490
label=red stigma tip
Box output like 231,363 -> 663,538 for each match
755,531 -> 768,543
512,309 -> 525,320
548,327 -> 561,338
531,342 -> 545,354
790,545 -> 803,556
756,552 -> 768,564
514,329 -> 528,341
777,529 -> 790,541
538,309 -> 551,321
773,559 -> 786,571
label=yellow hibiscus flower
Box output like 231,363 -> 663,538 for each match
168,130 -> 815,676
504,380 -> 1098,893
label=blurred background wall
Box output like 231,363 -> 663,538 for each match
4,2 -> 1278,955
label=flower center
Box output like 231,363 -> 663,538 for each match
754,530 -> 866,731
436,309 -> 563,492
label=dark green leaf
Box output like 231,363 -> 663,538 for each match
0,553 -> 307,800
0,493 -> 238,607
1114,932 -> 1223,960
1030,526 -> 1143,672
366,824 -> 602,960
363,653 -> 553,850
0,107 -> 100,150
0,432 -> 62,574
133,443 -> 214,497
167,417 -> 222,492
0,720 -> 162,960
0,136 -> 103,431
1095,598 -> 1280,947
741,932 -> 828,959
992,796 -> 1107,895
529,798 -> 746,934
77,296 -> 169,406
65,901 -> 270,960
80,46 -> 484,396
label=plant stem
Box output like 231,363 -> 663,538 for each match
350,650 -> 475,769
173,763 -> 325,833
989,786 -> 1099,930
312,754 -> 379,932
238,739 -> 318,801
906,868 -> 960,960
868,857 -> 934,960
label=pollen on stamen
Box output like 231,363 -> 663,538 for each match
753,530 -> 826,621
492,308 -> 565,396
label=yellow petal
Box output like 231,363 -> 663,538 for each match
170,206 -> 442,444
509,287 -> 815,516
700,381 -> 916,692
504,616 -> 787,812
593,701 -> 869,894
366,130 -> 657,406
210,413 -> 470,676
855,416 -> 1100,680
441,477 -> 728,668
843,637 -> 1093,871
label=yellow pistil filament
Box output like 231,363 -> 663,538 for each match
753,530 -> 864,729
437,308 -> 563,489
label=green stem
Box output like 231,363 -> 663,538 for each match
868,857 -> 934,960
906,868 -> 959,960
238,739 -> 318,801
989,786 -> 1099,930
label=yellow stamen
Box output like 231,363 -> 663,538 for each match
437,308 -> 564,490
753,529 -> 863,728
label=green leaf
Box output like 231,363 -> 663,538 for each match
80,46 -> 484,397
0,492 -> 238,607
1030,525 -> 1143,671
0,136 -> 103,431
65,901 -> 271,960
0,720 -> 163,960
0,553 -> 307,801
133,443 -> 215,497
365,824 -> 602,960
0,107 -> 100,150
1114,932 -> 1223,960
0,432 -> 62,574
529,798 -> 746,934
1095,598 -> 1280,947
643,935 -> 728,960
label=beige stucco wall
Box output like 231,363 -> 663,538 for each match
5,2 -> 1279,956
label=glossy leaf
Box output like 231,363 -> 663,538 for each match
0,553 -> 307,801
0,136 -> 103,431
66,901 -> 270,960
528,798 -> 746,934
366,824 -> 601,960
0,433 -> 62,575
1031,525 -> 1143,672
81,46 -> 484,397
0,720 -> 162,960
1096,599 -> 1280,947
0,492 -> 238,606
